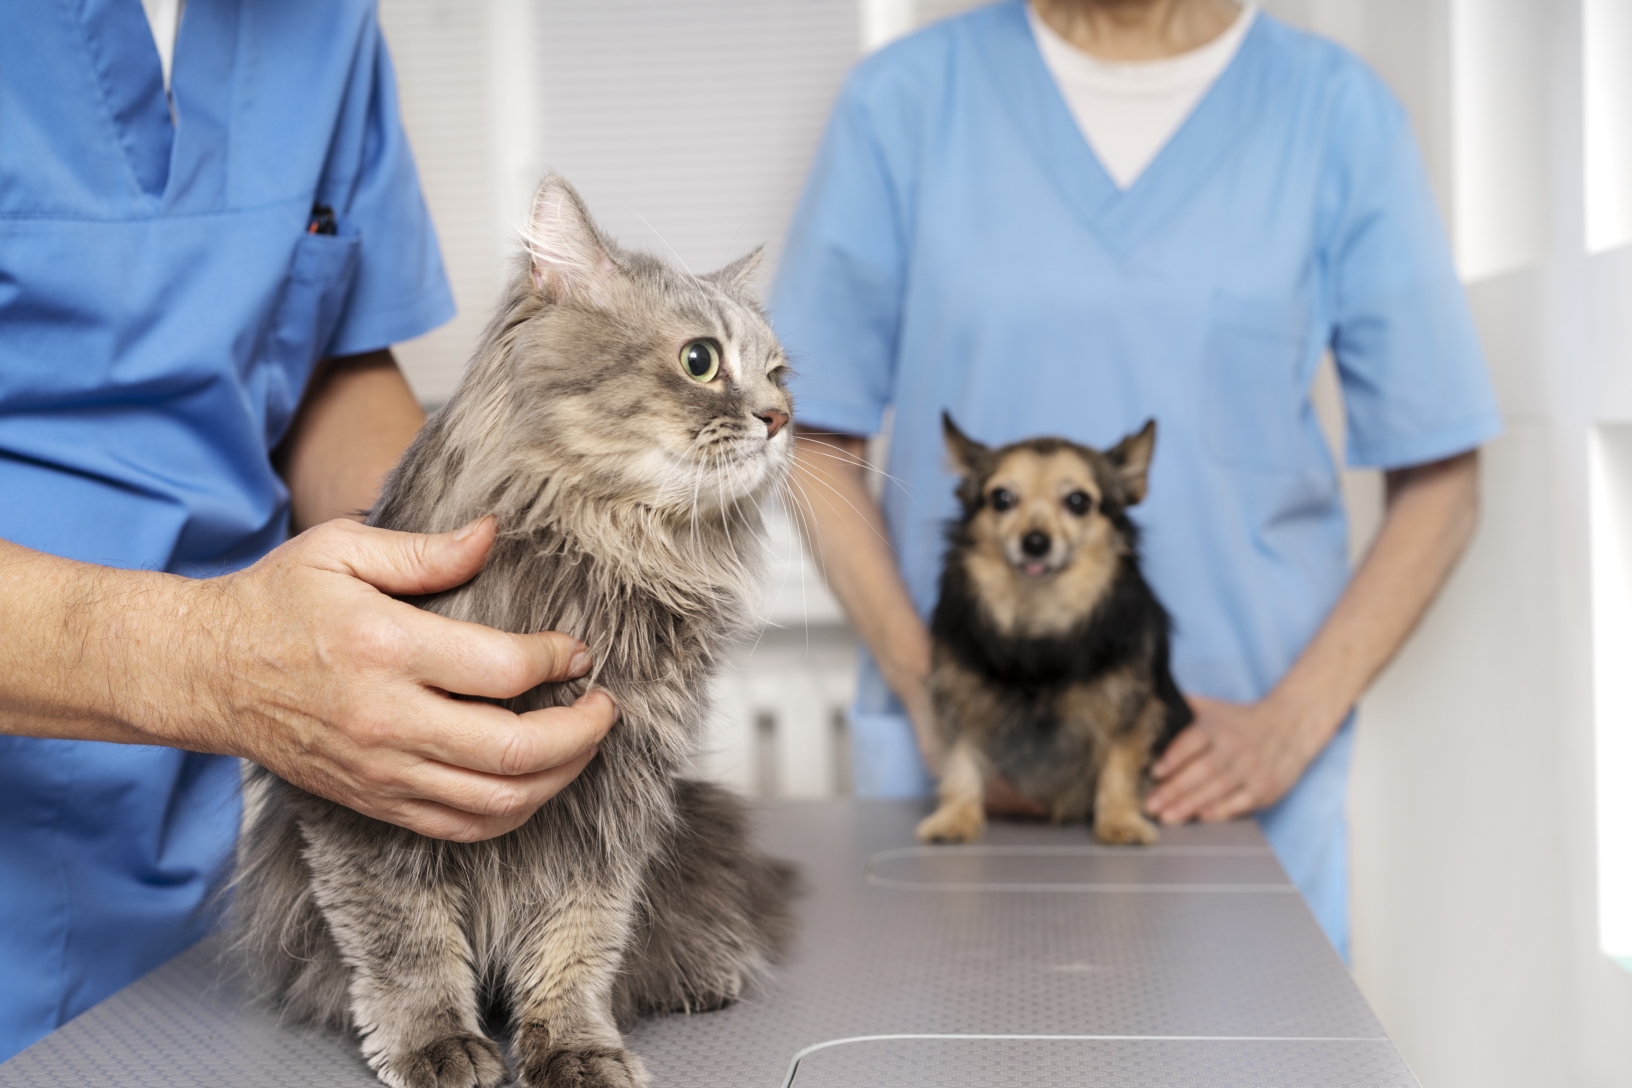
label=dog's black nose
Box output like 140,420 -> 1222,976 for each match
1021,531 -> 1051,557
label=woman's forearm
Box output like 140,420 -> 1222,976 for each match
277,349 -> 426,532
1146,448 -> 1483,824
1270,449 -> 1481,749
788,429 -> 934,721
5,350 -> 426,745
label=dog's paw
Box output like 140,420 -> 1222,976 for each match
916,802 -> 985,843
1093,810 -> 1158,846
378,1031 -> 508,1088
520,1045 -> 647,1088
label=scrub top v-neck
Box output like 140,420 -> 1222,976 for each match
770,1 -> 1501,959
0,0 -> 453,1059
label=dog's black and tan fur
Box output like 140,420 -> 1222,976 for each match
916,414 -> 1191,846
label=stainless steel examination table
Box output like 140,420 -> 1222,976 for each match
0,800 -> 1420,1087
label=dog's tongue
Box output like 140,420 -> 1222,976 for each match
1023,560 -> 1048,576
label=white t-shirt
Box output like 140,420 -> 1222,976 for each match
140,0 -> 185,91
1028,2 -> 1256,189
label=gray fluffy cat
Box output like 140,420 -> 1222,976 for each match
231,175 -> 798,1088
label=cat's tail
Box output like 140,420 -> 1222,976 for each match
613,779 -> 801,1026
222,764 -> 352,1032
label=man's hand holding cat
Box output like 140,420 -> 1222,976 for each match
0,519 -> 612,841
169,515 -> 618,841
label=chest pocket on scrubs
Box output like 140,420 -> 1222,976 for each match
1201,292 -> 1310,471
260,230 -> 361,447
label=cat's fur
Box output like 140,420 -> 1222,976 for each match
231,175 -> 798,1088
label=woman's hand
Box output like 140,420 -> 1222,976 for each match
1145,451 -> 1483,826
1142,695 -> 1320,824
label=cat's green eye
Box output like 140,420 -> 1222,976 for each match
681,339 -> 721,383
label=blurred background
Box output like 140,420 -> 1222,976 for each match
374,3 -> 1632,1086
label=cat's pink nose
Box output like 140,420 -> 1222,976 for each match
757,409 -> 789,439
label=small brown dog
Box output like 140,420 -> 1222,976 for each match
916,414 -> 1191,846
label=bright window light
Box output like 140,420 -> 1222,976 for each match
1449,0 -> 1548,280
1584,0 -> 1632,254
860,0 -> 914,52
1589,425 -> 1632,972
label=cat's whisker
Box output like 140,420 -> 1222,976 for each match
716,475 -> 741,574
780,476 -> 842,659
785,467 -> 900,554
688,468 -> 703,558
781,475 -> 835,591
770,479 -> 818,654
634,212 -> 692,276
794,438 -> 919,502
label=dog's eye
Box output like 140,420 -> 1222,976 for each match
989,488 -> 1016,512
1065,491 -> 1093,516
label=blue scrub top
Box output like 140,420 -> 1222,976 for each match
770,3 -> 1501,959
0,0 -> 452,1059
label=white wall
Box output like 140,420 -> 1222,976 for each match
377,3 -> 1632,1084
1265,2 -> 1632,1086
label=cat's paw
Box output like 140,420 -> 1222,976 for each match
378,1032 -> 508,1088
916,802 -> 985,843
520,1045 -> 647,1088
1093,809 -> 1158,846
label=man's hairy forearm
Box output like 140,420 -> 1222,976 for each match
0,540 -> 222,745
1269,450 -> 1481,748
3,350 -> 423,747
0,519 -> 619,840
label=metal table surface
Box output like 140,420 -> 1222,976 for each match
0,799 -> 1419,1087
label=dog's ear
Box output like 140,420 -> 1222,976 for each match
1107,419 -> 1156,505
943,412 -> 990,478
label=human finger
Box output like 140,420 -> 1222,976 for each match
389,689 -> 617,777
364,798 -> 520,842
311,516 -> 498,598
1144,751 -> 1230,821
1151,726 -> 1210,780
1162,768 -> 1244,824
388,743 -> 602,826
404,614 -> 593,699
1197,786 -> 1255,823
359,745 -> 600,842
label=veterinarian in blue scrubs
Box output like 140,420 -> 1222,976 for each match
0,0 -> 546,1062
774,0 -> 1500,960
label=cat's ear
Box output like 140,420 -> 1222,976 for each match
1106,419 -> 1156,505
523,174 -> 618,304
709,246 -> 765,295
942,412 -> 990,478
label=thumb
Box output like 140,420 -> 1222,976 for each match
320,516 -> 498,597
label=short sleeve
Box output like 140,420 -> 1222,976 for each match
1325,82 -> 1503,470
770,68 -> 913,437
323,22 -> 454,359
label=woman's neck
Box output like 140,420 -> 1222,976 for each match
1031,0 -> 1242,61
